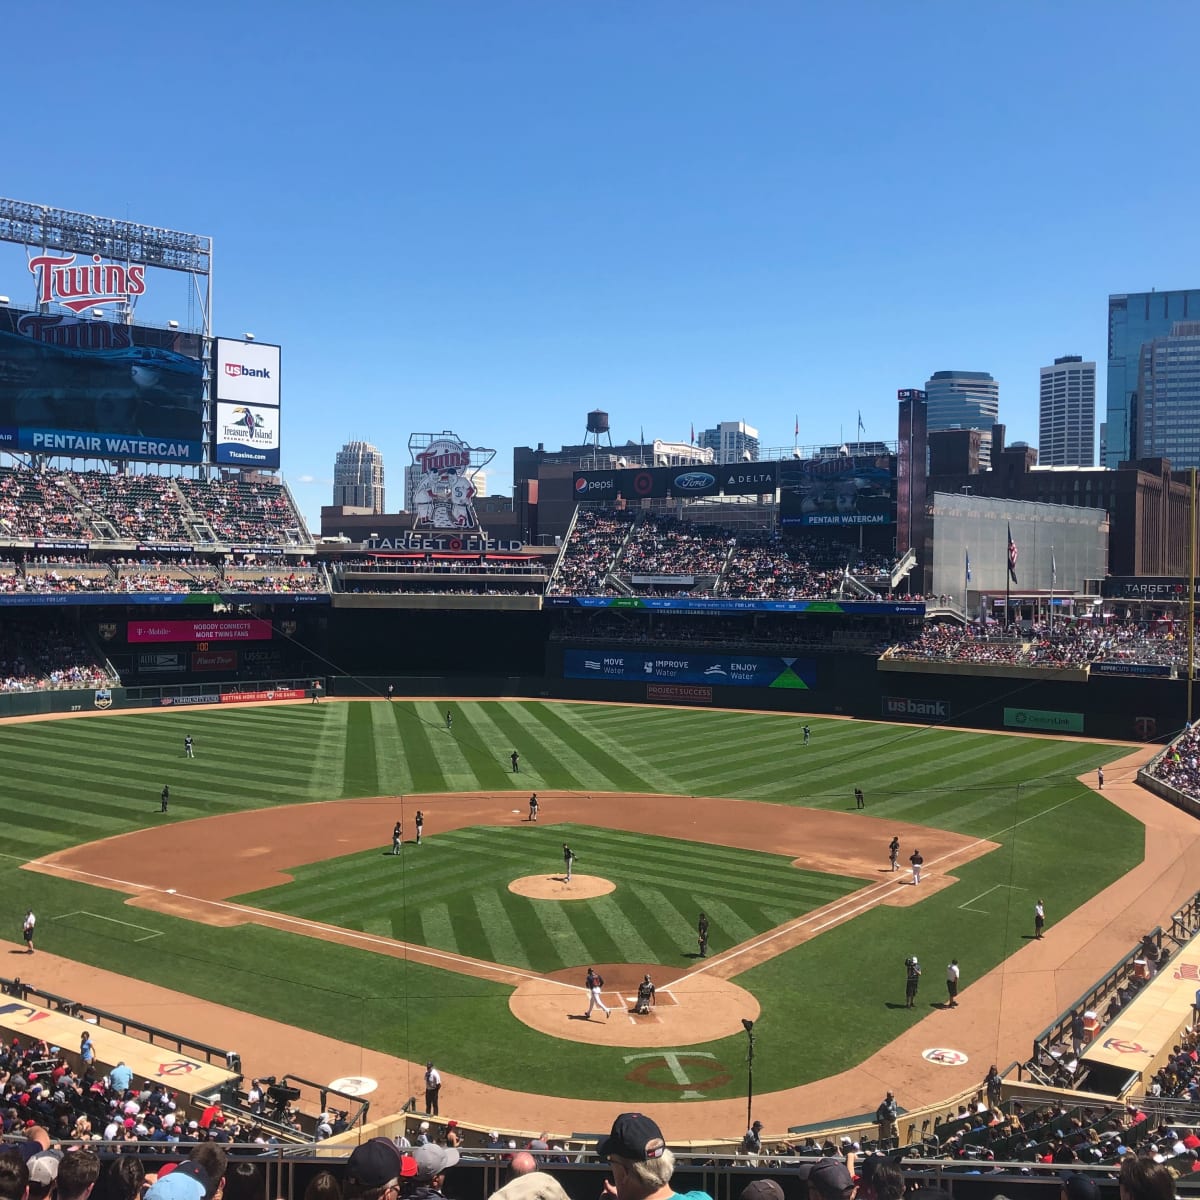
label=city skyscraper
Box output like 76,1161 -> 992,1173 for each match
698,420 -> 759,462
924,371 -> 999,468
1039,355 -> 1096,466
1135,322 -> 1200,469
332,440 -> 385,512
1107,289 -> 1200,467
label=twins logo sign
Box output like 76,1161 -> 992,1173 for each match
409,431 -> 495,531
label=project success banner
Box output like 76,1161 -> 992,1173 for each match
128,618 -> 274,643
564,649 -> 815,689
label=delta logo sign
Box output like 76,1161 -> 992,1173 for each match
29,253 -> 146,313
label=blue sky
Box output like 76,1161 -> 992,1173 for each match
2,1 -> 1197,530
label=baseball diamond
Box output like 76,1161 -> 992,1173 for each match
1,696 -> 1183,1134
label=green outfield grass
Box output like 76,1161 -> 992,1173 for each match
0,701 -> 1142,1103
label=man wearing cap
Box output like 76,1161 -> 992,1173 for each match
27,1153 -> 60,1200
583,967 -> 610,1020
908,848 -> 923,885
808,1158 -> 855,1200
741,1120 -> 763,1155
410,1144 -> 459,1200
635,974 -> 656,1016
22,910 -> 35,954
904,957 -> 921,1009
945,960 -> 960,1008
342,1137 -> 418,1200
423,1062 -> 442,1116
875,1092 -> 898,1146
597,1112 -> 711,1200
1061,1172 -> 1101,1200
741,1183 -> 784,1200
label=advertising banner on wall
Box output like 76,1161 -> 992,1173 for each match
564,648 -> 815,688
128,618 -> 273,643
780,455 -> 896,527
213,339 -> 280,407
572,462 -> 779,501
213,402 -> 280,467
0,306 -> 205,461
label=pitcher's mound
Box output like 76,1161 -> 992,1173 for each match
508,874 -> 614,900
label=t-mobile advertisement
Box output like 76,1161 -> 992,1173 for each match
128,618 -> 273,643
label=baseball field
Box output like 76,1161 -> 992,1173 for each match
0,699 -> 1142,1113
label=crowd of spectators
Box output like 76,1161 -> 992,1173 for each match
0,570 -> 111,595
0,617 -> 112,692
0,468 -> 312,549
176,479 -> 306,547
72,475 -> 191,543
1147,726 -> 1200,797
549,510 -> 897,601
546,509 -> 635,595
0,469 -> 88,541
890,620 -> 1188,672
886,625 -> 1027,665
618,516 -> 731,586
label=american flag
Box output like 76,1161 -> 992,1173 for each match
1007,524 -> 1019,584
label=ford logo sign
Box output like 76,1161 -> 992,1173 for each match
674,472 -> 715,491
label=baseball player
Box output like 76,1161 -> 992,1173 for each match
511,749 -> 520,773
889,837 -> 900,871
415,811 -> 424,844
184,735 -> 194,759
909,848 -> 924,885
528,793 -> 539,822
854,787 -> 864,810
562,843 -> 576,882
445,710 -> 453,732
160,785 -> 169,813
803,724 -> 811,746
392,821 -> 402,855
386,684 -> 394,701
634,973 -> 656,1015
582,967 -> 610,1019
697,911 -> 709,958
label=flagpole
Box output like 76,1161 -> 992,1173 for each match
964,547 -> 969,616
1050,547 -> 1055,635
1005,547 -> 1010,630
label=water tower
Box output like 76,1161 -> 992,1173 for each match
585,409 -> 612,465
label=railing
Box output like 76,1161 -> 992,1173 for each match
0,974 -> 239,1070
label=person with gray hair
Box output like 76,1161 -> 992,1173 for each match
597,1113 -> 711,1200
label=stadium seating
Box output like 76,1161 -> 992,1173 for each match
0,614 -> 113,692
0,467 -> 312,549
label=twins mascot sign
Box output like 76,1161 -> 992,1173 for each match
409,431 -> 495,531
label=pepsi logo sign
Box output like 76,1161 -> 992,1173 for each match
673,472 -> 715,491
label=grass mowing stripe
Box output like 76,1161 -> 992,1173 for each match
625,885 -> 701,955
473,890 -> 532,969
588,894 -> 657,963
458,704 -> 519,790
342,701 -> 379,797
371,702 -> 414,794
553,710 -> 684,794
458,704 -> 553,789
465,703 -> 563,788
518,703 -> 643,791
419,901 -> 460,954
395,706 -> 449,793
528,899 -> 590,966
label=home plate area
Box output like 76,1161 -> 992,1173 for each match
509,963 -> 760,1046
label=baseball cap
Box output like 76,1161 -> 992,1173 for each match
809,1159 -> 855,1197
28,1155 -> 61,1187
146,1162 -> 211,1200
597,1113 -> 666,1162
413,1143 -> 460,1179
346,1138 -> 419,1189
1061,1175 -> 1101,1200
741,1181 -> 785,1200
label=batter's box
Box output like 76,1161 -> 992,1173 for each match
619,988 -> 678,1014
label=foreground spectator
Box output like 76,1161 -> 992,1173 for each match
343,1139 -> 417,1200
597,1113 -> 711,1200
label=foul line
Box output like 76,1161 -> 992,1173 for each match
52,910 -> 162,942
958,883 -> 1025,914
681,793 -> 1081,981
